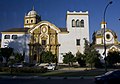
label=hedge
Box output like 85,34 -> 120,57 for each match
0,67 -> 47,73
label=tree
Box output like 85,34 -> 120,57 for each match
76,51 -> 86,67
0,49 -> 3,63
107,51 -> 120,67
0,48 -> 13,63
63,52 -> 75,66
84,38 -> 101,69
13,52 -> 24,63
41,51 -> 55,63
84,38 -> 90,55
86,46 -> 101,68
7,52 -> 24,66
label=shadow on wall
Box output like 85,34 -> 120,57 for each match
7,34 -> 30,62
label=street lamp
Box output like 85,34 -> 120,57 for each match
103,1 -> 113,72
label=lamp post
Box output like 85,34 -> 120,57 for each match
103,1 -> 113,72
9,56 -> 15,75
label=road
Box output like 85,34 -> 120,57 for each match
0,78 -> 96,84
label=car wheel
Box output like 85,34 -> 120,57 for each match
52,68 -> 55,70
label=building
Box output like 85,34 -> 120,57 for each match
1,8 -> 89,63
93,22 -> 120,62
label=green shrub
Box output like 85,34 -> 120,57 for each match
0,67 -> 47,73
0,67 -> 10,72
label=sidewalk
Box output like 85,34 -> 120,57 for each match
58,67 -> 114,72
59,67 -> 93,71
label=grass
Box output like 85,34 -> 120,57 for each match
41,69 -> 106,77
0,68 -> 109,77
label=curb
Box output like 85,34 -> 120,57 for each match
0,76 -> 94,80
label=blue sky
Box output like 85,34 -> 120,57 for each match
0,0 -> 120,41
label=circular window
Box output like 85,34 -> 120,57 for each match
42,27 -> 47,33
106,34 -> 110,39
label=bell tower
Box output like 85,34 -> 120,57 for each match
24,7 -> 41,28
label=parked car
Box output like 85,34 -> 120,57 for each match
34,63 -> 48,68
12,63 -> 23,68
94,70 -> 120,84
46,64 -> 56,70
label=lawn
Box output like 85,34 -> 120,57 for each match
0,68 -> 110,77
41,69 -> 106,77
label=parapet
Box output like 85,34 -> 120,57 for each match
67,11 -> 88,15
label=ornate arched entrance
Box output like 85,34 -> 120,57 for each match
28,21 -> 60,63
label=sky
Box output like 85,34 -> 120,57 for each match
0,0 -> 120,42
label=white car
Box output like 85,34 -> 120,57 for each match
13,63 -> 23,68
46,64 -> 56,70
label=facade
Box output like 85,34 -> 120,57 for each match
93,22 -> 120,62
1,8 -> 89,63
58,11 -> 89,63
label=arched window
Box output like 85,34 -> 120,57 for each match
76,19 -> 80,27
26,20 -> 29,23
31,20 -> 33,23
72,19 -> 76,27
80,20 -> 84,27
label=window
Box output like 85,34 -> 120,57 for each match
106,34 -> 110,39
26,20 -> 29,23
31,20 -> 33,23
12,35 -> 17,39
80,20 -> 84,27
76,19 -> 80,27
76,39 -> 80,46
4,35 -> 10,39
42,40 -> 46,46
72,19 -> 76,27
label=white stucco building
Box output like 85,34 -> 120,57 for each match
58,11 -> 89,63
1,8 -> 89,63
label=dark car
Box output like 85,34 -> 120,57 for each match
94,70 -> 120,84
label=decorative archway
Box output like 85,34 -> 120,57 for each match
28,21 -> 60,63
